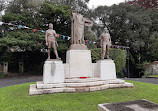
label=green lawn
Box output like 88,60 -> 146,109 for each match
0,81 -> 158,111
148,75 -> 158,78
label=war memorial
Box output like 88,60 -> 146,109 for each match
29,7 -> 133,95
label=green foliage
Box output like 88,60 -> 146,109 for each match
1,3 -> 72,52
0,52 -> 13,63
2,1 -> 158,77
147,75 -> 158,78
144,71 -> 152,77
136,61 -> 149,71
0,72 -> 7,78
90,3 -> 158,76
39,3 -> 71,35
91,48 -> 101,62
0,0 -> 5,11
0,30 -> 45,51
0,81 -> 158,111
91,48 -> 127,77
5,0 -> 41,14
2,13 -> 26,23
26,64 -> 43,75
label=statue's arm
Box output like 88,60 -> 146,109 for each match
70,6 -> 74,21
45,31 -> 48,46
71,6 -> 73,16
83,17 -> 93,27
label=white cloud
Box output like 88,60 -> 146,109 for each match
88,0 -> 126,9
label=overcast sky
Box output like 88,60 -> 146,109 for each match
88,0 -> 126,9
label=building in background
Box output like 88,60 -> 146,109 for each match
145,61 -> 158,75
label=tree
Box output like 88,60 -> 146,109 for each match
0,0 -> 6,12
90,6 -> 110,38
39,3 -> 71,35
1,2 -> 72,51
90,3 -> 158,76
127,0 -> 158,9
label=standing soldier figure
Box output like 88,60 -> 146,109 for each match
101,27 -> 112,59
45,23 -> 60,60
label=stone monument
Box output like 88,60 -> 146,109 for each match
65,7 -> 94,78
43,23 -> 64,84
98,99 -> 158,111
45,23 -> 60,60
70,6 -> 93,50
29,5 -> 133,95
101,27 -> 111,60
97,28 -> 116,80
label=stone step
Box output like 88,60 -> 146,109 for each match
36,79 -> 125,89
64,77 -> 100,83
29,82 -> 133,95
65,78 -> 125,83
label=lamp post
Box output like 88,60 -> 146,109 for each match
126,39 -> 130,78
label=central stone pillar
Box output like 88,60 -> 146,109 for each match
66,50 -> 92,78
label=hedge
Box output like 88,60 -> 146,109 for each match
0,48 -> 127,77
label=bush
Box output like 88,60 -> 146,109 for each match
0,72 -> 7,78
91,48 -> 127,77
0,48 -> 127,77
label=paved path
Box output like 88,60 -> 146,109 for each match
124,78 -> 158,85
0,76 -> 158,88
0,75 -> 42,88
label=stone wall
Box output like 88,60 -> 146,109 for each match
145,61 -> 158,75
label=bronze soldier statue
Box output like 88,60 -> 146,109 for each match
101,27 -> 112,59
45,23 -> 60,60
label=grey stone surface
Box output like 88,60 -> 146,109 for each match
0,75 -> 42,88
29,79 -> 133,95
123,78 -> 158,85
98,99 -> 158,111
145,61 -> 158,75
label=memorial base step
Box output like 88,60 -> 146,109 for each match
29,79 -> 133,95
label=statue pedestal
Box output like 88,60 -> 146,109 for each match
97,59 -> 117,80
29,50 -> 134,95
70,44 -> 88,50
43,60 -> 65,84
66,50 -> 92,78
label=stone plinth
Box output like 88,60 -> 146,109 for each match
97,59 -> 116,80
70,44 -> 88,50
2,62 -> 8,74
29,78 -> 133,95
43,60 -> 64,84
98,99 -> 158,111
66,50 -> 92,78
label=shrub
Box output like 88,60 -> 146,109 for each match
0,72 -> 7,78
0,48 -> 127,77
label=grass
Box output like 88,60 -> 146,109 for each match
148,75 -> 158,78
0,81 -> 158,111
